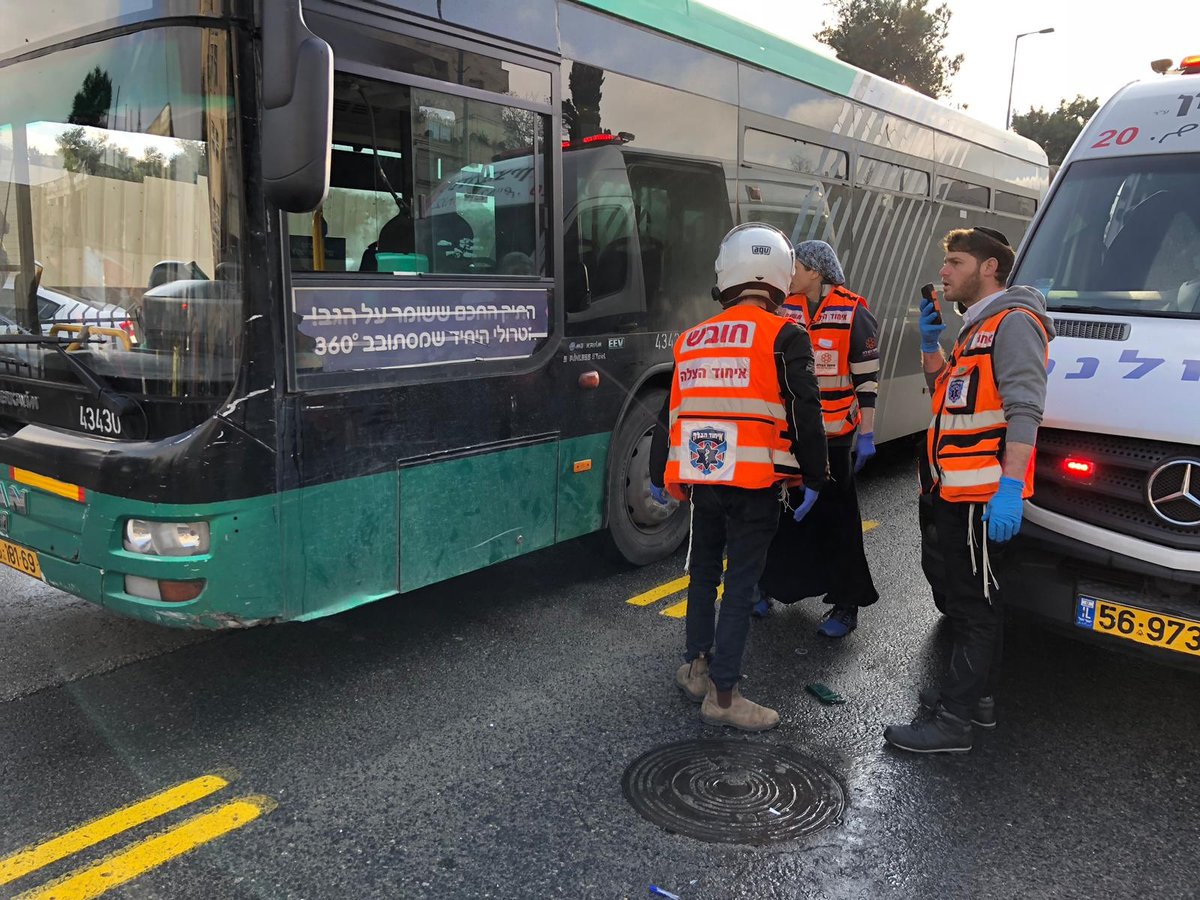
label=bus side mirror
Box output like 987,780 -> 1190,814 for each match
261,0 -> 333,212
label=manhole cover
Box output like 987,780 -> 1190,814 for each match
622,739 -> 844,845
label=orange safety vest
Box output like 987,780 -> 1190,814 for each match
664,304 -> 803,500
780,286 -> 869,438
927,307 -> 1048,503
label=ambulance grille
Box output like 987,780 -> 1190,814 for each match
1051,319 -> 1130,341
1031,429 -> 1200,551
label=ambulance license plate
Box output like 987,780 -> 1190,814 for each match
1075,596 -> 1200,658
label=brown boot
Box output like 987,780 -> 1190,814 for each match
700,681 -> 780,732
675,655 -> 709,703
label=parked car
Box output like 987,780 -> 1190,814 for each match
1,273 -> 138,347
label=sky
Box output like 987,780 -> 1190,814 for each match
700,0 -> 1200,131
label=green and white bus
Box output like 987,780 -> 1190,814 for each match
0,0 -> 1047,627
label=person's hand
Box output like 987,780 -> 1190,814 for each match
853,431 -> 876,473
918,296 -> 945,353
650,483 -> 671,506
982,476 -> 1024,542
792,486 -> 820,523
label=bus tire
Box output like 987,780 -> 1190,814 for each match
605,388 -> 689,565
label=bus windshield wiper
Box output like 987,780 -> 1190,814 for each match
0,335 -> 138,416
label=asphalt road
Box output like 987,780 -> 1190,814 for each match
2,443 -> 1199,900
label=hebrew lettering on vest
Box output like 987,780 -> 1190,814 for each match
678,357 -> 752,389
682,321 -> 756,350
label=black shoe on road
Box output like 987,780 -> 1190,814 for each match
883,707 -> 973,754
918,687 -> 996,729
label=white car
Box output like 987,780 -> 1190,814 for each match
1,274 -> 137,347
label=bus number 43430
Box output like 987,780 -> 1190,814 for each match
79,405 -> 123,436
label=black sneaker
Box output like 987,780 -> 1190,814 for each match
883,707 -> 973,754
918,688 -> 996,729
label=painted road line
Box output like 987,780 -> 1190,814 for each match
626,574 -> 690,607
16,796 -> 277,900
661,582 -> 723,619
627,561 -> 727,609
0,775 -> 231,886
863,520 -> 880,533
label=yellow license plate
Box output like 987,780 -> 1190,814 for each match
1076,596 -> 1200,657
0,536 -> 43,579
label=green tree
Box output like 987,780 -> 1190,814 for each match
134,147 -> 167,180
56,126 -> 105,174
1011,95 -> 1100,166
68,67 -> 113,128
562,63 -> 604,144
815,0 -> 963,99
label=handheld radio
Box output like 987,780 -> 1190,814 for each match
920,282 -> 942,326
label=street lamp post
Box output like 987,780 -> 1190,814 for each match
1006,27 -> 1055,131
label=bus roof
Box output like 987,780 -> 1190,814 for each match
1068,72 -> 1200,162
575,0 -> 1047,166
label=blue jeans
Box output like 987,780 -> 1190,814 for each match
685,484 -> 781,691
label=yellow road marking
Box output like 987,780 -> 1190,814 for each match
661,599 -> 688,618
16,797 -> 276,900
627,560 -> 727,609
863,520 -> 880,533
661,582 -> 723,618
0,775 -> 230,886
626,574 -> 690,607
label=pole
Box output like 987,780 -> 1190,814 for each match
1005,34 -> 1021,131
1006,28 -> 1055,131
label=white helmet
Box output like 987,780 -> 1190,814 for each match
713,222 -> 795,307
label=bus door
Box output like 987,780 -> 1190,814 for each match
283,17 -> 561,611
562,150 -> 731,564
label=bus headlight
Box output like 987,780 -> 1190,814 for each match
123,520 -> 211,556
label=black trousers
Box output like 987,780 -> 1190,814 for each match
758,440 -> 878,607
932,494 -> 1009,718
685,484 -> 781,691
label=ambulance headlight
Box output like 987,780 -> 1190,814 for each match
123,520 -> 210,556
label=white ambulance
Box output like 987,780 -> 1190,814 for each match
1005,56 -> 1200,664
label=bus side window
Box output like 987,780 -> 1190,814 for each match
626,160 -> 732,313
288,72 -> 548,278
564,147 -> 643,329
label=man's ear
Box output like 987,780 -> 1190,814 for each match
981,256 -> 1001,280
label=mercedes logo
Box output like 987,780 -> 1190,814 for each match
1146,458 -> 1200,527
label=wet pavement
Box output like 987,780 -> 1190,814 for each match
2,443 -> 1199,899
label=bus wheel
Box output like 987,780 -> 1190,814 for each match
605,388 -> 689,565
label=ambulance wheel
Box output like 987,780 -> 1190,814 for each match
605,388 -> 690,565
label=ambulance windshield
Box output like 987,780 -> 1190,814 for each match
1013,154 -> 1200,318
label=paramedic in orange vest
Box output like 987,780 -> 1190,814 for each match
648,223 -> 828,732
757,240 -> 881,637
884,226 -> 1054,754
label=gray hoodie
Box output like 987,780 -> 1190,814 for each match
926,285 -> 1056,445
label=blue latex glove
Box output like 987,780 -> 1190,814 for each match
853,431 -> 876,473
982,476 -> 1024,542
918,296 -> 946,353
792,486 -> 820,523
649,483 -> 671,506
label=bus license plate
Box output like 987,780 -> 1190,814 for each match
1076,596 -> 1200,657
0,537 -> 43,579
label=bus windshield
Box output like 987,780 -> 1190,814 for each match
0,26 -> 244,403
1013,154 -> 1200,318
